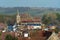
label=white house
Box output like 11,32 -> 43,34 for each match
27,24 -> 41,30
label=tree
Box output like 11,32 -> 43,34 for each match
5,34 -> 18,40
56,13 -> 60,21
42,15 -> 51,25
55,27 -> 60,33
0,32 -> 2,40
5,34 -> 13,40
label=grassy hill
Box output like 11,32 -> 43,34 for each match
0,7 -> 60,16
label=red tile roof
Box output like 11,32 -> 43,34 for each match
0,30 -> 53,40
20,14 -> 41,22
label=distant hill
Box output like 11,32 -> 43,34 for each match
0,7 -> 60,16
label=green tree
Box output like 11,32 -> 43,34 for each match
5,34 -> 18,40
5,34 -> 13,40
0,32 -> 2,40
55,27 -> 60,33
42,15 -> 51,25
56,13 -> 60,21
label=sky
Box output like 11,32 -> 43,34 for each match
0,0 -> 60,8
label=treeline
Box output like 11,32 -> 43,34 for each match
0,14 -> 16,25
42,13 -> 60,32
42,13 -> 60,25
0,13 -> 60,26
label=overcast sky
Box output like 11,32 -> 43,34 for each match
0,0 -> 60,8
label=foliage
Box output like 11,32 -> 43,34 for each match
55,27 -> 60,33
5,34 -> 18,40
0,32 -> 2,36
56,13 -> 60,21
42,14 -> 51,25
0,14 -> 16,26
42,13 -> 60,25
5,34 -> 13,40
0,32 -> 2,40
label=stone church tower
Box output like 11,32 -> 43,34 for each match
16,9 -> 21,26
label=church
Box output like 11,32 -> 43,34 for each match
13,9 -> 42,32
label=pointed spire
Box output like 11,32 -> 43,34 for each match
16,9 -> 21,25
17,9 -> 19,15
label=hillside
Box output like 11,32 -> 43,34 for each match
0,7 -> 60,16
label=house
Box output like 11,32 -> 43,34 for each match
47,32 -> 59,40
27,24 -> 41,30
48,24 -> 56,30
24,32 -> 29,37
7,25 -> 13,31
0,23 -> 6,30
20,14 -> 41,24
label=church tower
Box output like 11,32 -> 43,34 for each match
16,9 -> 21,26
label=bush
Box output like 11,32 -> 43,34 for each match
5,34 -> 18,40
5,34 -> 13,40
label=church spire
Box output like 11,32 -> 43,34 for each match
16,9 -> 21,26
17,9 -> 19,15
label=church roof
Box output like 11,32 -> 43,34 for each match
20,14 -> 41,22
